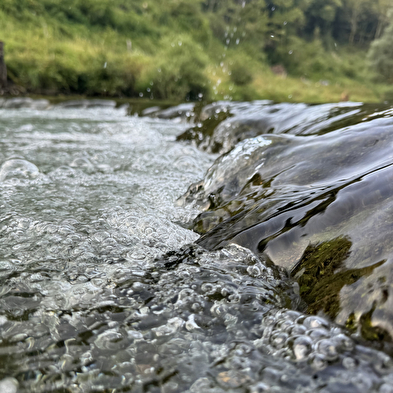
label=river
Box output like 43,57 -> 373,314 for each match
0,98 -> 393,393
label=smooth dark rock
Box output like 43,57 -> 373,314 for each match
179,102 -> 393,344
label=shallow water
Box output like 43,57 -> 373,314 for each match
1,101 -> 393,392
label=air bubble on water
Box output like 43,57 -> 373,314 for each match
316,339 -> 339,361
380,384 -> 393,393
152,317 -> 184,337
186,314 -> 201,331
293,336 -> 312,360
0,159 -> 39,182
0,378 -> 18,393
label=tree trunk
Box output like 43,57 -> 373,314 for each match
0,41 -> 7,88
349,9 -> 359,44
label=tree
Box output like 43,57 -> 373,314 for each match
368,21 -> 393,83
372,0 -> 393,39
304,0 -> 342,38
345,0 -> 372,44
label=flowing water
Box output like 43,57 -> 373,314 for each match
1,99 -> 393,393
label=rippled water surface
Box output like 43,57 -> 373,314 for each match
1,100 -> 393,393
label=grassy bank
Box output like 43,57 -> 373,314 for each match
0,0 -> 390,103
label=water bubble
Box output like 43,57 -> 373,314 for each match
0,159 -> 39,182
270,331 -> 288,349
0,378 -> 18,393
316,338 -> 339,361
293,336 -> 312,360
380,384 -> 393,393
94,329 -> 123,350
152,317 -> 184,337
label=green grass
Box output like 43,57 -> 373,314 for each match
0,3 -> 388,103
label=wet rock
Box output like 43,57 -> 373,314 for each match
178,101 -> 389,154
151,103 -> 195,120
86,99 -> 116,108
141,105 -> 161,116
55,99 -> 90,108
55,99 -> 116,109
180,105 -> 393,344
1,97 -> 50,109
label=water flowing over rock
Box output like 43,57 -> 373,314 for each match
0,97 -> 50,110
1,99 -> 393,392
179,101 -> 393,347
177,100 -> 390,154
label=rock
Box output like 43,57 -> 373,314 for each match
177,101 -> 386,154
2,97 -> 49,109
141,105 -> 161,116
180,103 -> 393,345
148,103 -> 195,120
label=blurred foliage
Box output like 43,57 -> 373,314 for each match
0,0 -> 392,101
368,22 -> 393,83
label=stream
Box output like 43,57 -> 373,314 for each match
0,98 -> 393,393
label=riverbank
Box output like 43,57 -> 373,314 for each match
1,0 -> 392,104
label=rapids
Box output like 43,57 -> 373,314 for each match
0,98 -> 393,393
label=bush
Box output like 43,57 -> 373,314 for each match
145,35 -> 211,101
230,60 -> 253,86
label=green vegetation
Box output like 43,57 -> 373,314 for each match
291,237 -> 386,320
1,0 -> 392,102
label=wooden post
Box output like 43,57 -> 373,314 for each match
0,41 -> 7,88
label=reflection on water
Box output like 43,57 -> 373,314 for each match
1,100 -> 393,392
